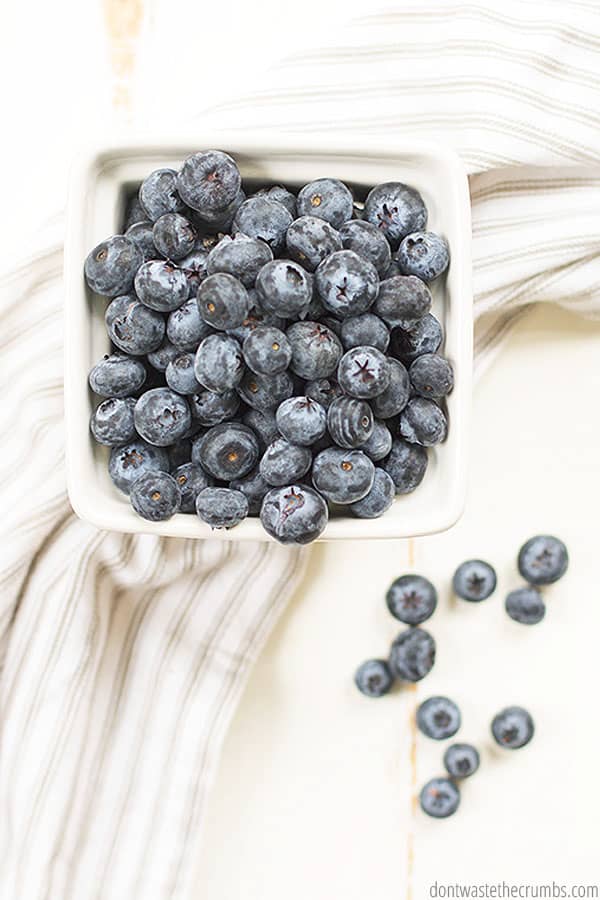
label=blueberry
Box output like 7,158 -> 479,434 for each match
90,397 -> 136,446
397,231 -> 450,282
135,260 -> 190,312
260,484 -> 328,544
390,314 -> 443,363
399,397 -> 448,446
230,467 -> 270,515
152,213 -> 196,261
167,298 -> 213,351
139,168 -> 186,221
276,396 -> 327,446
453,560 -> 497,602
237,370 -> 294,411
420,778 -> 460,819
364,182 -> 427,249
165,353 -> 203,395
373,275 -> 431,328
327,396 -> 373,449
195,187 -> 246,231
89,352 -> 146,398
207,233 -> 273,287
389,627 -> 435,681
134,388 -> 191,446
189,389 -> 240,426
104,294 -> 165,356
312,447 -> 374,504
195,422 -> 259,480
243,326 -> 292,376
382,438 -> 428,494
285,215 -> 343,272
123,193 -> 147,230
304,378 -> 343,410
126,221 -> 159,261
168,437 -> 194,470
260,438 -> 312,486
505,587 -> 546,625
130,471 -> 181,521
443,743 -> 480,779
410,354 -> 454,400
254,184 -> 297,218
315,250 -> 379,319
178,245 -> 210,289
358,419 -> 392,461
339,219 -> 392,276
337,346 -> 391,399
173,462 -> 212,512
297,178 -> 353,229
286,321 -> 343,380
255,259 -> 312,318
370,358 -> 410,419
349,469 -> 395,519
108,438 -> 170,494
386,574 -> 437,625
196,487 -> 249,529
517,535 -> 569,585
146,338 -> 181,372
241,408 -> 279,451
84,235 -> 143,297
197,273 -> 250,330
417,696 -> 461,740
232,197 -> 293,255
194,333 -> 244,393
226,300 -> 285,344
177,151 -> 241,216
491,706 -> 534,749
340,313 -> 390,353
354,659 -> 394,698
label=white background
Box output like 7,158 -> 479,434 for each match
2,2 -> 598,897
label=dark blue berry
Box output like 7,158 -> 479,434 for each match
108,439 -> 169,494
505,587 -> 546,625
349,468 -> 395,519
152,213 -> 196,260
386,574 -> 437,625
237,370 -> 294,411
194,187 -> 246,231
397,231 -> 450,282
312,447 -> 374,504
207,233 -> 273,287
255,259 -> 312,318
276,396 -> 327,446
359,419 -> 392,461
130,471 -> 181,521
340,313 -> 390,352
189,389 -> 240,426
230,467 -> 270,515
195,422 -> 259,480
453,560 -> 497,602
337,346 -> 391,399
315,250 -> 379,318
254,184 -> 297,218
226,299 -> 285,344
196,487 -> 248,529
194,333 -> 244,393
304,378 -> 343,409
197,273 -> 250,330
444,743 -> 480,778
243,326 -> 292,376
417,696 -> 461,740
177,151 -> 241,216
388,627 -> 435,681
134,388 -> 191,446
390,314 -> 443,363
287,321 -> 343,380
84,235 -> 143,297
354,659 -> 394,698
339,219 -> 392,277
399,397 -> 448,446
374,275 -> 431,328
135,260 -> 189,312
165,354 -> 202,395
126,221 -> 159,261
173,462 -> 212,513
260,438 -> 312,486
146,338 -> 181,372
420,778 -> 460,819
370,358 -> 410,418
260,484 -> 328,544
232,197 -> 293,255
517,535 -> 568,585
364,182 -> 427,249
90,397 -> 136,446
327,395 -> 373,449
89,353 -> 146,398
166,298 -> 213,350
410,354 -> 454,399
491,706 -> 534,749
241,408 -> 279,451
285,215 -> 342,272
297,178 -> 353,229
139,168 -> 186,221
382,438 -> 428,494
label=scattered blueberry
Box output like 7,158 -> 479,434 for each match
337,346 -> 391,399
354,659 -> 394,698
420,778 -> 460,819
260,484 -> 328,544
517,535 -> 569,586
386,574 -> 437,625
195,486 -> 249,529
443,743 -> 480,779
297,178 -> 354,229
339,219 -> 392,276
327,395 -> 373,449
491,706 -> 534,749
90,397 -> 136,446
84,235 -> 143,297
89,352 -> 146,398
315,250 -> 379,318
397,231 -> 450,282
194,333 -> 244,393
417,696 -> 461,740
276,396 -> 327,446
453,560 -> 497,602
108,439 -> 170,494
363,182 -> 428,249
313,447 -> 375,504
388,627 -> 435,681
349,468 -> 395,518
399,397 -> 448,446
130,471 -> 181,521
505,587 -> 546,625
260,437 -> 312,486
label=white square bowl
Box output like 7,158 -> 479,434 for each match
64,135 -> 472,542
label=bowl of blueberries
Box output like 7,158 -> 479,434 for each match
64,136 -> 471,543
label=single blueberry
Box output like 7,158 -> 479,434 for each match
517,535 -> 569,585
152,213 -> 196,261
260,438 -> 313,486
241,408 -> 279,451
390,314 -> 443,363
339,219 -> 392,277
178,244 -> 209,289
260,484 -> 328,544
304,378 -> 343,410
197,273 -> 250,330
443,743 -> 480,779
172,462 -> 212,513
453,560 -> 497,602
146,338 -> 181,372
370,358 -> 410,419
108,438 -> 170,494
196,487 -> 249,529
358,419 -> 393,461
297,178 -> 354,229
167,298 -> 213,350
126,221 -> 159,261
373,275 -> 432,328
230,467 -> 270,516
354,659 -> 394,698
276,396 -> 327,446
134,388 -> 191,446
84,235 -> 143,298
410,354 -> 454,400
89,353 -> 146,398
189,389 -> 240,426
243,326 -> 292,376
364,182 -> 428,248
255,259 -> 312,319
417,696 -> 461,740
165,353 -> 203,395
194,187 -> 246,231
195,422 -> 259,480
337,346 -> 391,399
340,313 -> 390,353
237,369 -> 294,411
388,627 -> 436,681
286,215 -> 343,272
382,438 -> 428,494
399,397 -> 448,446
206,233 -> 273,287
130,471 -> 181,521
397,231 -> 450,282
232,197 -> 293,255
312,447 -> 374,504
315,250 -> 379,319
349,468 -> 395,519
491,706 -> 534,749
254,184 -> 297,218
386,574 -> 437,625
327,395 -> 373,449
505,587 -> 546,625
90,397 -> 136,446
287,321 -> 343,380
135,260 -> 190,312
139,168 -> 186,221
419,778 -> 460,819
177,151 -> 241,216
194,333 -> 244,393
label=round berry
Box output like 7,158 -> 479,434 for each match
337,346 -> 391,399
491,706 -> 534,750
354,659 -> 394,698
417,696 -> 461,740
260,484 -> 328,545
443,743 -> 480,779
130,471 -> 181,521
517,535 -> 569,585
197,273 -> 250,330
388,627 -> 435,682
420,778 -> 460,819
195,487 -> 249,529
505,587 -> 546,625
453,560 -> 497,602
312,447 -> 374,505
386,574 -> 437,625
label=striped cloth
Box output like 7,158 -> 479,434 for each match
1,2 -> 600,897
